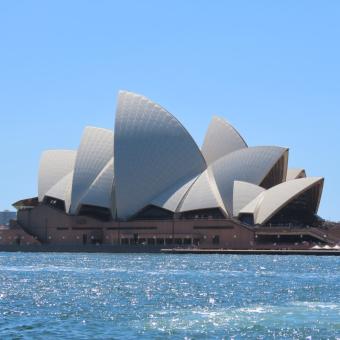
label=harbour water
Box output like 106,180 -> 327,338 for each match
0,253 -> 339,339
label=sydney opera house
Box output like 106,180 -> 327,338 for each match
6,91 -> 339,250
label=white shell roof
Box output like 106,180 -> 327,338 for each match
238,191 -> 265,216
38,150 -> 76,202
239,177 -> 324,225
152,175 -> 197,212
201,116 -> 247,165
179,170 -> 221,212
232,181 -> 265,217
286,168 -> 306,181
35,90 -> 325,224
45,171 -> 74,212
210,146 -> 288,215
114,91 -> 206,219
79,158 -> 114,211
69,126 -> 113,214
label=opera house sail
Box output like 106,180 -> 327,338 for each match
9,90 -> 333,250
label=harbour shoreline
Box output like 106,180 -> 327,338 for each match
1,244 -> 340,256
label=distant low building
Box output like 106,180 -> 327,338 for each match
0,210 -> 16,226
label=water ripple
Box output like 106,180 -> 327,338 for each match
0,253 -> 339,339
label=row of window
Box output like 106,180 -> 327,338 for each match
120,236 -> 220,246
121,238 -> 198,246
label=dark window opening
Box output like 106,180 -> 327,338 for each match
121,238 -> 129,245
194,225 -> 234,230
193,238 -> 200,246
265,185 -> 322,227
256,234 -> 326,244
90,237 -> 102,245
43,196 -> 66,211
239,213 -> 255,225
179,208 -> 225,220
78,205 -> 112,221
147,238 -> 155,245
260,154 -> 287,189
128,233 -> 139,245
212,235 -> 220,245
133,205 -> 174,220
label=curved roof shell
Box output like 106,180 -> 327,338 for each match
210,146 -> 288,214
69,127 -> 113,214
286,168 -> 306,181
38,150 -> 76,202
45,171 -> 74,212
33,90 -> 325,225
237,191 -> 265,217
232,181 -> 265,217
114,91 -> 206,219
239,177 -> 324,225
179,170 -> 221,212
151,175 -> 197,212
201,116 -> 247,165
78,158 -> 114,211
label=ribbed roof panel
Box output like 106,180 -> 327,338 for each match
79,158 -> 114,211
70,127 -> 113,214
210,146 -> 288,214
233,181 -> 265,217
179,170 -> 221,212
38,150 -> 76,202
114,91 -> 206,219
201,116 -> 247,165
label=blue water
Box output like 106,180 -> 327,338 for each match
0,254 -> 339,339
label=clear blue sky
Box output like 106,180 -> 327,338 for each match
0,1 -> 339,220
